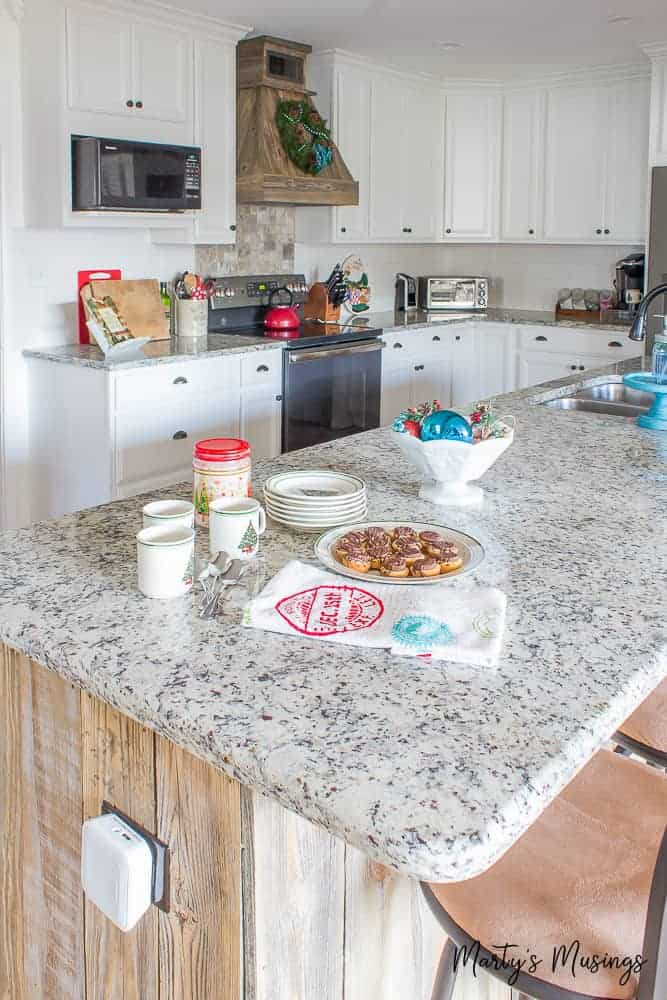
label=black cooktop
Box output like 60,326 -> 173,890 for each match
209,318 -> 383,349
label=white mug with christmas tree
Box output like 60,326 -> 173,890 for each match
136,524 -> 195,599
209,497 -> 266,560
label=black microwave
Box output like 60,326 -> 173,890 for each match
71,135 -> 202,212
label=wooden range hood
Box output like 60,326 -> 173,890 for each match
237,36 -> 359,206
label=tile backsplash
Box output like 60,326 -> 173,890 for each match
195,206 -> 295,276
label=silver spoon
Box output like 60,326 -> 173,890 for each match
199,551 -> 232,618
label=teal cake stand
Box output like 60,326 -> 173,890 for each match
623,372 -> 667,431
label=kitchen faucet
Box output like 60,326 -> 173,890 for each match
628,282 -> 667,355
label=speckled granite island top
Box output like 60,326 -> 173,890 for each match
0,362 -> 664,882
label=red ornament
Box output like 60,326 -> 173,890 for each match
403,419 -> 421,438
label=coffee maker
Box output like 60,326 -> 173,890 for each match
614,253 -> 645,314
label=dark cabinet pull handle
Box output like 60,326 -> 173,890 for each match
173,376 -> 188,385
173,430 -> 188,440
579,365 -> 586,371
535,335 -> 548,342
275,394 -> 283,401
455,335 -> 461,341
340,226 -> 347,233
608,341 -> 623,348
230,224 -> 237,232
604,228 -> 610,235
126,99 -> 134,108
570,364 -> 577,370
432,335 -> 441,341
528,228 -> 535,235
402,226 -> 413,233
596,228 -> 602,235
256,364 -> 269,372
414,364 -> 424,371
393,342 -> 403,349
445,227 -> 452,234
136,100 -> 143,109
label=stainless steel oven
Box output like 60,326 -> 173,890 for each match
282,339 -> 383,452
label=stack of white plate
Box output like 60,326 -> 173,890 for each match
263,470 -> 367,532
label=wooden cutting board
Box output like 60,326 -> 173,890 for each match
89,278 -> 169,341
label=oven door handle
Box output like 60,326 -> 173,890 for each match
288,339 -> 384,364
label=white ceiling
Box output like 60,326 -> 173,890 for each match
195,0 -> 667,79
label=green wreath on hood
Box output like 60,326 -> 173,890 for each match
276,99 -> 334,175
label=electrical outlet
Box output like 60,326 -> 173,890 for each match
81,804 -> 169,931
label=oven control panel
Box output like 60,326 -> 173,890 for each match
209,274 -> 309,309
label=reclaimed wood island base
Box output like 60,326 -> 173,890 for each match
1,646 -> 510,1000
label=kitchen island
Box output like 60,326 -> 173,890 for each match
1,362 -> 665,1000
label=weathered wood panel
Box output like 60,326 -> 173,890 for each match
250,794 -> 345,1000
0,649 -> 84,999
156,736 -> 242,1000
344,851 -> 442,1000
81,694 -> 158,1000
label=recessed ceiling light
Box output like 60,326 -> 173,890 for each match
608,15 -> 633,24
436,41 -> 463,51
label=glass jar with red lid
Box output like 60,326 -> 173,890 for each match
193,438 -> 251,527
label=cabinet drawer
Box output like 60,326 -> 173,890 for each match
240,350 -> 283,386
115,393 -> 240,486
517,326 -> 634,357
113,356 -> 241,411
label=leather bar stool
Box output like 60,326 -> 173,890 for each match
422,749 -> 667,1000
614,678 -> 667,769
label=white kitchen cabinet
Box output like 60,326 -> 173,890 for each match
239,351 -> 284,460
516,324 -> 642,389
646,45 -> 667,166
543,85 -> 608,242
66,7 -> 132,117
399,86 -> 444,241
517,351 -> 592,389
543,78 -> 649,243
500,90 -> 545,241
193,37 -> 237,244
449,328 -> 480,408
476,325 -> 516,398
604,78 -> 651,243
443,93 -> 501,241
66,8 -> 192,124
368,77 -> 403,241
332,66 -> 372,243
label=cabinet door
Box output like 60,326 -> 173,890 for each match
193,38 -> 236,243
132,24 -> 192,123
444,94 -> 500,240
333,68 -> 372,242
369,77 -> 403,240
450,328 -> 480,408
399,88 -> 444,241
543,85 -> 608,241
516,350 -> 605,389
477,326 -> 515,398
501,91 -> 545,241
381,359 -> 412,426
66,7 -> 132,116
604,78 -> 650,243
240,385 -> 283,460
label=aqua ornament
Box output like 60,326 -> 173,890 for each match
420,410 -> 473,443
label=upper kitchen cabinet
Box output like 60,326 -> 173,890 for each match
66,7 -> 192,126
443,92 -> 501,241
645,44 -> 667,166
500,90 -> 545,241
332,66 -> 372,242
21,0 -> 246,236
369,76 -> 444,242
543,74 -> 650,243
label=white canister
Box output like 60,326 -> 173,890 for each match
137,524 -> 195,599
176,298 -> 208,339
142,499 -> 194,529
193,438 -> 251,528
209,497 -> 266,560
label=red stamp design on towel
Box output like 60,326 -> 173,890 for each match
275,585 -> 384,636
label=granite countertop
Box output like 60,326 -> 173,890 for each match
22,308 -> 632,371
1,359 -> 664,882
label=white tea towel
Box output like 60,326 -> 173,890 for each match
243,561 -> 506,667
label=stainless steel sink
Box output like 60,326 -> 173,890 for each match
542,382 -> 653,418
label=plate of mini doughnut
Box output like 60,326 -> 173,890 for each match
314,521 -> 485,585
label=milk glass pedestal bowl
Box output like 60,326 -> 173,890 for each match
393,427 -> 514,506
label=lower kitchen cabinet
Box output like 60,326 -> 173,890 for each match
516,350 -> 615,388
26,351 -> 285,522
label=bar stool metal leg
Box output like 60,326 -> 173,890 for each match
430,938 -> 458,1000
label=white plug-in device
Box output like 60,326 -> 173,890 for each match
81,806 -> 168,931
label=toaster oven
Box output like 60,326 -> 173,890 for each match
418,276 -> 489,311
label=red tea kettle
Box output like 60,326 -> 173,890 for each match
264,287 -> 301,337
